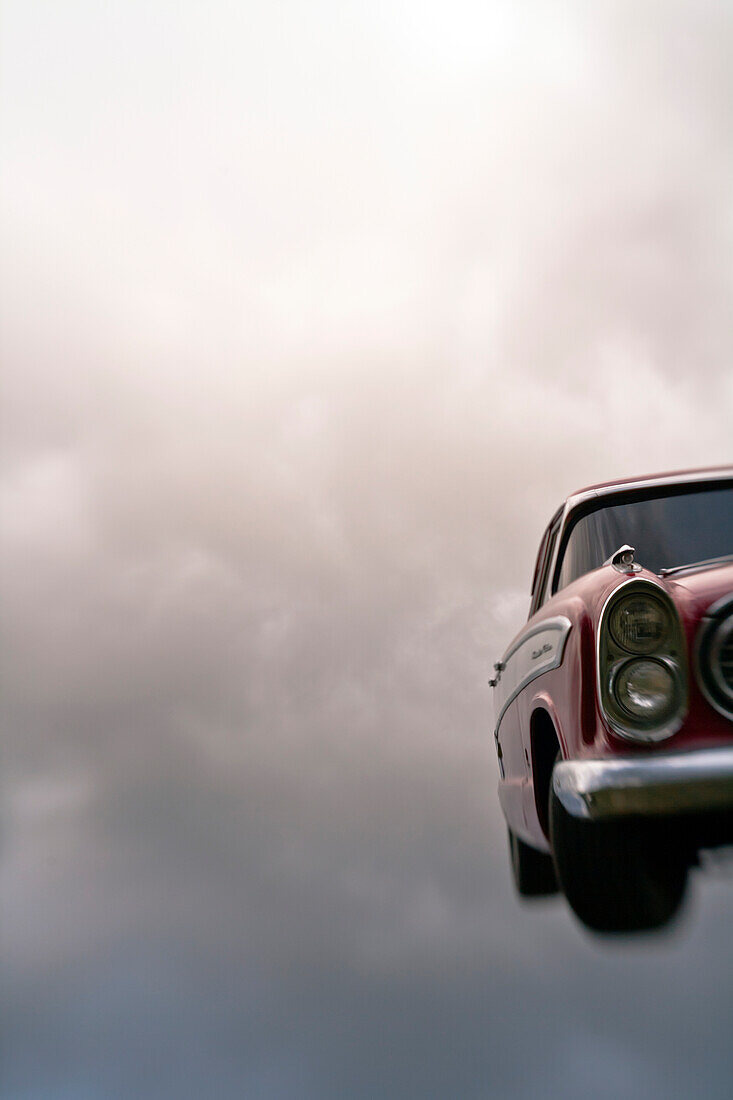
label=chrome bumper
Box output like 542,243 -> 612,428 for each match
553,747 -> 733,821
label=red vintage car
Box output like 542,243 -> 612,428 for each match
492,467 -> 733,932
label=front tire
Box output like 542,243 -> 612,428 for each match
508,828 -> 559,896
549,770 -> 688,933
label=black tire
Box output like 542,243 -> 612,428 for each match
508,827 -> 559,897
549,769 -> 688,933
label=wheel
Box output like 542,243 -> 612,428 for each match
549,765 -> 688,933
508,827 -> 559,896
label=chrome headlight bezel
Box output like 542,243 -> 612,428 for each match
695,594 -> 733,722
598,579 -> 688,743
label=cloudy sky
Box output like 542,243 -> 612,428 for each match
2,1 -> 733,1096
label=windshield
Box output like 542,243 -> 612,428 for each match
555,482 -> 733,591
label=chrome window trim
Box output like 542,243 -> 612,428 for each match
494,615 -> 572,738
566,468 -> 733,512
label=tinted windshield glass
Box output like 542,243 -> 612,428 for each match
555,483 -> 733,591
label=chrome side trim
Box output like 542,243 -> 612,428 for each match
553,747 -> 733,820
493,616 -> 571,737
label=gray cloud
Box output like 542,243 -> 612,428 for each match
2,1 -> 733,1096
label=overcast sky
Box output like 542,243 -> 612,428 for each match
2,2 -> 733,1097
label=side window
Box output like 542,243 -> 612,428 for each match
555,525 -> 578,592
530,528 -> 551,602
529,511 -> 562,617
536,522 -> 560,608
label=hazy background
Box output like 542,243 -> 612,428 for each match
2,2 -> 733,1097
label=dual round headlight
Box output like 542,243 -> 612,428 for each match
599,583 -> 686,742
613,658 -> 677,722
608,592 -> 671,653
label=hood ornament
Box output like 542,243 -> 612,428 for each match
605,544 -> 642,574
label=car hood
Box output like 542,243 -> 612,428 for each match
662,560 -> 733,617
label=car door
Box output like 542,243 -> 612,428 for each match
495,510 -> 563,831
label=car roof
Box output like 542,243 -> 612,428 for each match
564,465 -> 733,513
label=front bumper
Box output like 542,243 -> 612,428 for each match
553,746 -> 733,821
